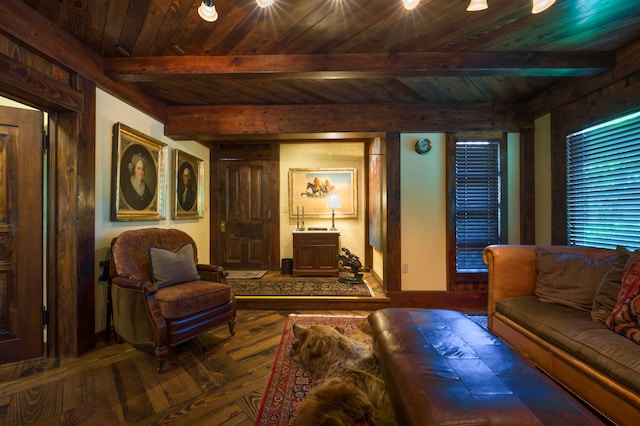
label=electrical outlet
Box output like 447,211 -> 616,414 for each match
402,264 -> 408,273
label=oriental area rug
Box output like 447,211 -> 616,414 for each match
227,278 -> 373,297
256,314 -> 369,426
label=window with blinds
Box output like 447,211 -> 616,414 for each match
566,110 -> 640,249
454,140 -> 503,273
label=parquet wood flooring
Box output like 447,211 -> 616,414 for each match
0,278 -> 381,425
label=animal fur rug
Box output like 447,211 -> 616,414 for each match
290,319 -> 397,425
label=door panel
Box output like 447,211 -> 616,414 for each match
218,160 -> 271,269
0,106 -> 44,363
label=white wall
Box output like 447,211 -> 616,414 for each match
94,89 -> 210,332
279,142 -> 365,262
535,114 -> 552,244
400,133 -> 448,291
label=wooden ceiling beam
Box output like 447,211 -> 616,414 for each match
165,103 -> 531,138
105,52 -> 614,82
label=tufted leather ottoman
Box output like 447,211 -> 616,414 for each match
368,308 -> 605,425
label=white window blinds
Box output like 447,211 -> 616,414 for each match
566,110 -> 640,249
455,141 -> 501,272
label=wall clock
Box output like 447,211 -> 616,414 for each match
414,138 -> 432,154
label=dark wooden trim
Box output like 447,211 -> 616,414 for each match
384,133 -> 401,293
528,40 -> 640,118
165,103 -> 531,137
105,52 -> 613,81
388,291 -> 487,311
76,76 -> 96,356
54,111 -> 80,357
235,297 -> 391,311
0,53 -> 83,113
520,129 -> 535,244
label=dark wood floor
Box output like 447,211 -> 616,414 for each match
0,274 -> 386,425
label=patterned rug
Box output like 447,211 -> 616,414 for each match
227,278 -> 373,297
256,314 -> 369,426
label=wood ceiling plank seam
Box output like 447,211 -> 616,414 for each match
100,0 -> 131,57
131,0 -> 175,56
117,0 -> 152,56
164,0 -> 212,57
197,1 -> 260,56
84,0 -> 109,54
146,0 -> 195,57
205,3 -> 276,56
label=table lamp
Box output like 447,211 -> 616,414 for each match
327,194 -> 341,231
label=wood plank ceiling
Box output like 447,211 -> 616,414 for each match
17,0 -> 640,139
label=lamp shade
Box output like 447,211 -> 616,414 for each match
198,0 -> 218,22
327,194 -> 341,210
466,0 -> 488,11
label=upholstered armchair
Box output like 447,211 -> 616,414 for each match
109,228 -> 236,372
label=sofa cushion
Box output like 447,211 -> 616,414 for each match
534,247 -> 615,311
497,296 -> 640,394
155,280 -> 232,319
591,245 -> 632,323
149,243 -> 200,287
606,250 -> 640,344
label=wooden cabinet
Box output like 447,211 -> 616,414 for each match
293,231 -> 340,277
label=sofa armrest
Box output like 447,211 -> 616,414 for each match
112,275 -> 149,290
196,264 -> 228,283
483,245 -> 538,322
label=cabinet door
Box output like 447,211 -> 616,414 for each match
316,246 -> 338,272
295,245 -> 316,271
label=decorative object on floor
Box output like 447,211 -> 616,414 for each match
225,270 -> 268,280
337,247 -> 364,284
227,278 -> 373,297
256,314 -> 369,426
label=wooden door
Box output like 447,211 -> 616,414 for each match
0,106 -> 44,364
218,160 -> 272,269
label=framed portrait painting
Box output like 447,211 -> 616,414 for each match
173,149 -> 204,219
110,123 -> 167,221
288,168 -> 357,219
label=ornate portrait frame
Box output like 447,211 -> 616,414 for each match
173,149 -> 204,219
110,122 -> 167,221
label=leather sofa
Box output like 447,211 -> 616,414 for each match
483,244 -> 640,426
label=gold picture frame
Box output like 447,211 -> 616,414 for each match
110,123 -> 167,221
173,149 -> 204,219
288,168 -> 357,219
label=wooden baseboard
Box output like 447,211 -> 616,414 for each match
386,290 -> 487,311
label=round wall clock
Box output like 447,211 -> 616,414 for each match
414,138 -> 432,154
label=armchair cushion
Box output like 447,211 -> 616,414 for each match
156,280 -> 232,319
149,243 -> 200,287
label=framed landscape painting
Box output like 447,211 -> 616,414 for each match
288,168 -> 357,219
173,149 -> 204,219
110,123 -> 167,221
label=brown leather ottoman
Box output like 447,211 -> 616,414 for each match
368,308 -> 605,426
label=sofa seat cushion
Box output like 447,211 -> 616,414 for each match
155,280 -> 232,319
496,296 -> 640,394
